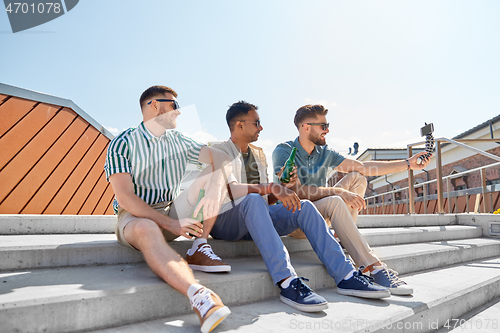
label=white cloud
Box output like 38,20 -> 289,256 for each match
104,126 -> 120,136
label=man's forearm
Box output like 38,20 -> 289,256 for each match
360,160 -> 408,177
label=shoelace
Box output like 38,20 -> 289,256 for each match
198,244 -> 222,261
353,266 -> 374,286
190,288 -> 216,318
290,277 -> 313,299
380,267 -> 407,287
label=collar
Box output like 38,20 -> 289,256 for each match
139,122 -> 169,142
294,136 -> 320,157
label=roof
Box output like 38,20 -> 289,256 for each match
453,114 -> 500,140
0,82 -> 114,140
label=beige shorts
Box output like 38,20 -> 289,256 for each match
115,189 -> 195,251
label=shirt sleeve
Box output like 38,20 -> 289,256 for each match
104,136 -> 131,181
272,144 -> 291,183
326,146 -> 345,169
176,132 -> 205,164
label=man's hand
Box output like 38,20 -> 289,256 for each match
193,187 -> 222,221
339,189 -> 366,211
269,183 -> 301,213
161,217 -> 203,239
277,166 -> 300,189
408,151 -> 432,170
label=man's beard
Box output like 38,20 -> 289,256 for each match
154,111 -> 175,129
309,132 -> 326,146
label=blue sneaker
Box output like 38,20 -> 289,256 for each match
371,266 -> 413,296
279,277 -> 328,312
337,267 -> 390,299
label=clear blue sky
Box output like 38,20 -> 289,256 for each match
1,0 -> 499,165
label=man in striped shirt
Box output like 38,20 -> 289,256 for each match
105,85 -> 231,333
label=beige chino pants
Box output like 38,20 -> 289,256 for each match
290,172 -> 380,269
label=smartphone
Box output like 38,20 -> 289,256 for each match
420,123 -> 434,137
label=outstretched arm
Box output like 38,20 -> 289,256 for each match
335,151 -> 432,176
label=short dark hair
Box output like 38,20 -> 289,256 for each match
140,85 -> 178,110
226,101 -> 258,130
294,104 -> 328,128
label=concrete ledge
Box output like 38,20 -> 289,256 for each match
0,215 -> 116,235
0,226 -> 483,271
448,297 -> 500,333
360,225 -> 483,246
357,214 -> 458,228
456,214 -> 500,238
0,235 -> 313,271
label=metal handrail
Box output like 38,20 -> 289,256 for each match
408,138 -> 500,214
364,138 -> 500,215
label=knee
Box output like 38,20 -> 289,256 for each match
350,171 -> 367,190
244,193 -> 266,205
325,195 -> 345,207
129,219 -> 162,239
299,199 -> 320,214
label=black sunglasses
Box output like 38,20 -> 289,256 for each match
307,122 -> 329,131
240,120 -> 261,128
147,99 -> 180,110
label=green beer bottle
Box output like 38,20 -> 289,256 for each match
189,189 -> 205,237
279,147 -> 297,183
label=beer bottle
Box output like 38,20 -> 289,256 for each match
279,147 -> 297,183
189,189 -> 205,237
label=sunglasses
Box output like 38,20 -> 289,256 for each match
240,120 -> 261,128
307,122 -> 329,131
147,99 -> 180,110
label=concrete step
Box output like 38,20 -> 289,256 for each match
0,225 -> 483,271
2,238 -> 500,333
92,257 -> 500,333
0,214 -> 461,235
359,225 -> 483,246
0,234 -> 313,272
357,214 -> 458,228
445,297 -> 500,333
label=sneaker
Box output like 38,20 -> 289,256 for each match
371,266 -> 413,295
186,243 -> 231,273
279,277 -> 328,312
336,267 -> 391,299
191,287 -> 231,333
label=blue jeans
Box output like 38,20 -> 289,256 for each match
210,194 -> 354,285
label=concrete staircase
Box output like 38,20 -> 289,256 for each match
1,214 -> 500,333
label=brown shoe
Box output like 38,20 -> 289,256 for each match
191,287 -> 231,333
186,243 -> 231,272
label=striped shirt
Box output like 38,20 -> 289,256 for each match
105,122 -> 205,213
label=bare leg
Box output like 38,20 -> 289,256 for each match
124,218 -> 196,296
